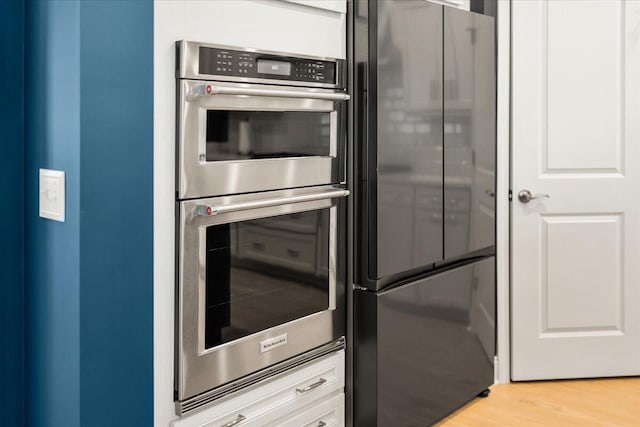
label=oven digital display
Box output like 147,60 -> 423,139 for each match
197,46 -> 338,84
257,59 -> 291,76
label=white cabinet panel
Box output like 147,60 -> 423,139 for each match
201,392 -> 343,427
182,0 -> 346,59
154,1 -> 346,423
265,392 -> 345,427
171,351 -> 344,427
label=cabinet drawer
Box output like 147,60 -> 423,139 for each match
265,392 -> 345,427
210,392 -> 344,427
171,350 -> 345,427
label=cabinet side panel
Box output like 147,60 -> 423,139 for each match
353,289 -> 379,425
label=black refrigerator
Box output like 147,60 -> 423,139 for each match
352,1 -> 496,425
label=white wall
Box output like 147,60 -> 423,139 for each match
153,1 -> 346,425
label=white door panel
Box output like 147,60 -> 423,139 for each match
511,0 -> 640,380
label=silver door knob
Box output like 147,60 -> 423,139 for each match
518,189 -> 550,203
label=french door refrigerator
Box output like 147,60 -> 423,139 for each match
352,1 -> 496,425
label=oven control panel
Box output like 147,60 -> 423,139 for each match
197,46 -> 337,85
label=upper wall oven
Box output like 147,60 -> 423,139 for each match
177,41 -> 349,200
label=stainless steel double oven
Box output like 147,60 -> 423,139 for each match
175,41 -> 349,411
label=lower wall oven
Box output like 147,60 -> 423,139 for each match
176,185 -> 348,406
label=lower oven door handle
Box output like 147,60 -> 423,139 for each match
195,189 -> 349,217
190,84 -> 350,102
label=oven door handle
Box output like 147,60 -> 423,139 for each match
189,84 -> 350,102
195,189 -> 349,217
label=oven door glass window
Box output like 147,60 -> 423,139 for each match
205,209 -> 330,349
205,110 -> 333,161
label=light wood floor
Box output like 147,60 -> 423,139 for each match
436,377 -> 640,426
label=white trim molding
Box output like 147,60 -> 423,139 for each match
496,0 -> 511,384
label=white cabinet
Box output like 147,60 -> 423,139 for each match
202,393 -> 344,427
154,2 -> 347,424
265,393 -> 344,427
171,351 -> 345,427
180,0 -> 346,60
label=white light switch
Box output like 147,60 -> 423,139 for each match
39,169 -> 65,222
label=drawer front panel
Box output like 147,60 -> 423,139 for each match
172,350 -> 345,427
265,392 -> 345,427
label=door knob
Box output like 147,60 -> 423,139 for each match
518,189 -> 550,203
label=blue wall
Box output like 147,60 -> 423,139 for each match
25,1 -> 82,426
79,1 -> 154,426
0,0 -> 25,424
21,1 -> 154,426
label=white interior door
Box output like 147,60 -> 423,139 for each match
511,0 -> 640,380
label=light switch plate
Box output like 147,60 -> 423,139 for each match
39,169 -> 65,222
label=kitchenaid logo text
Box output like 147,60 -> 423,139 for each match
259,334 -> 288,353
